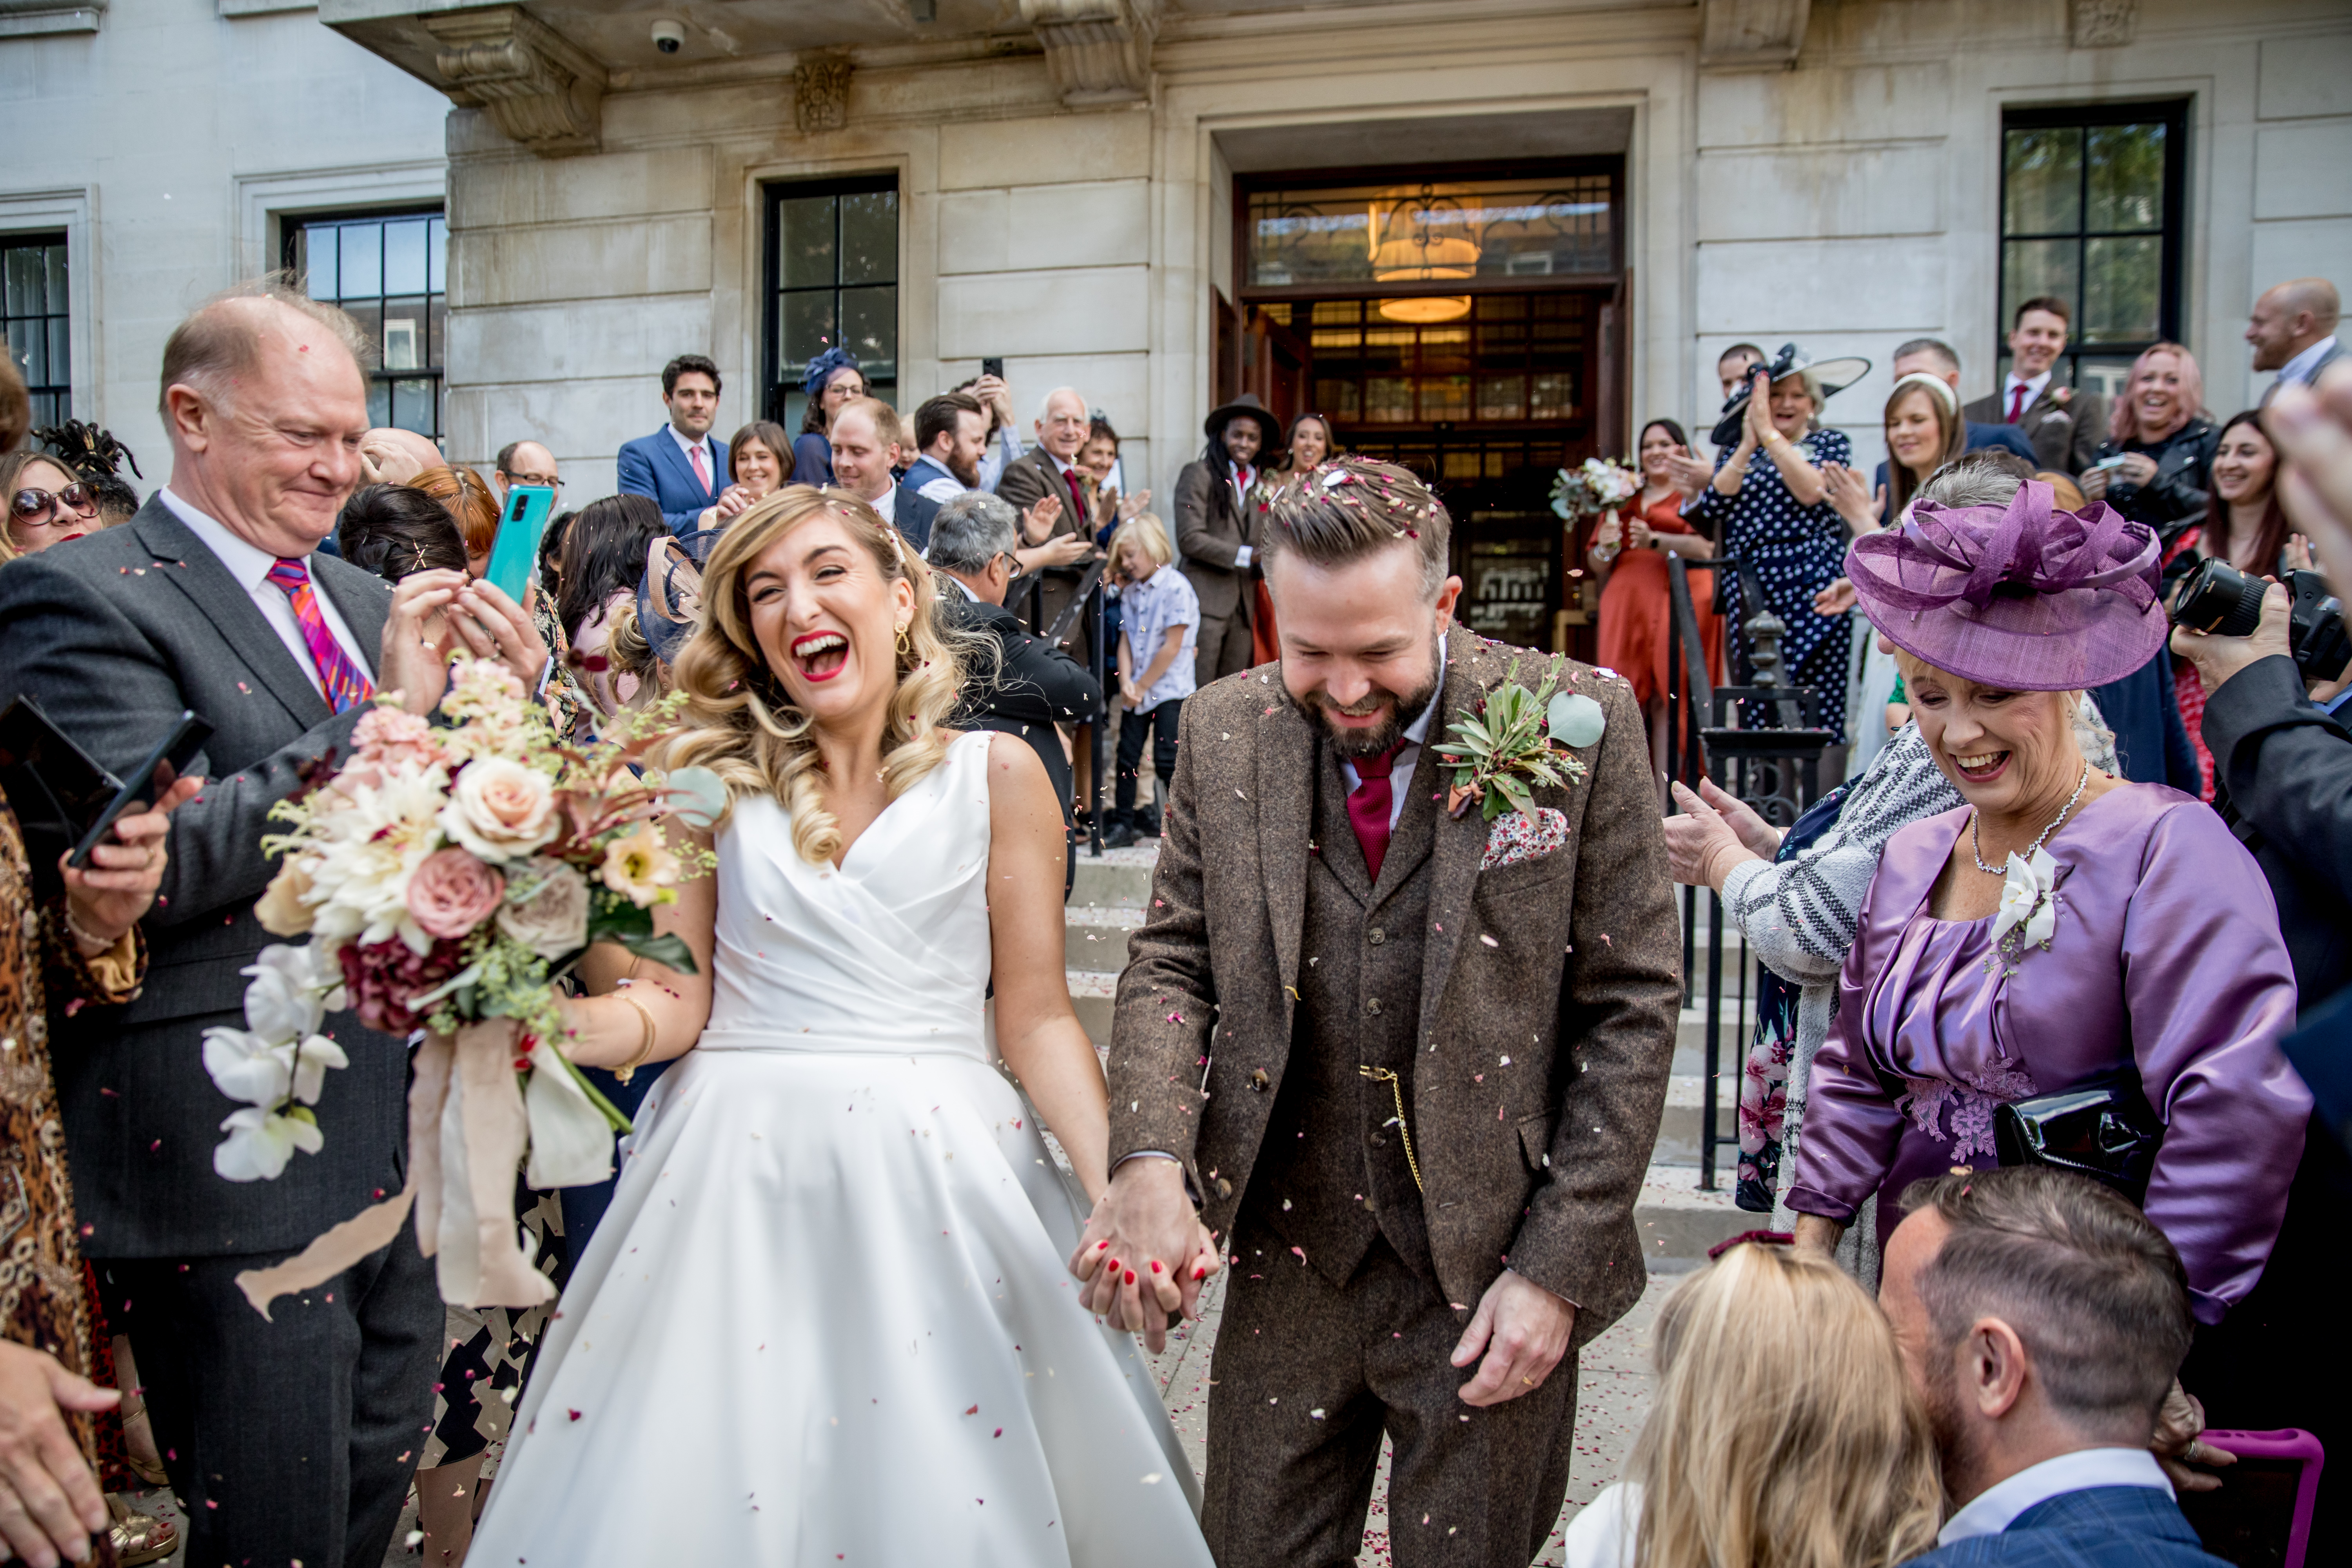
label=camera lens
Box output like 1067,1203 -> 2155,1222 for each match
2169,557 -> 2268,637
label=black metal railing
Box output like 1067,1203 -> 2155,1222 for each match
1022,563 -> 1113,859
1665,554 -> 1833,1190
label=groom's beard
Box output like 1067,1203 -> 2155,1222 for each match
1288,635 -> 1443,760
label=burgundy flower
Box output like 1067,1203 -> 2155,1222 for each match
338,936 -> 467,1034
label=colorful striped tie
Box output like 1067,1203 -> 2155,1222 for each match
266,558 -> 375,713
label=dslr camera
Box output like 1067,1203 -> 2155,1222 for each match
2170,557 -> 2351,683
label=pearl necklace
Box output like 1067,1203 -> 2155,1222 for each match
1969,762 -> 2091,875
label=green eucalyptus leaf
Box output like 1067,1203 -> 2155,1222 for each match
615,930 -> 699,976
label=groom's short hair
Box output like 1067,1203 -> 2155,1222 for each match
1261,456 -> 1452,599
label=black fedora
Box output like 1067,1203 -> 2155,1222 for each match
1710,341 -> 1871,446
1203,392 -> 1284,450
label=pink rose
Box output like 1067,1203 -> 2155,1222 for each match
406,847 -> 506,940
353,707 -> 447,770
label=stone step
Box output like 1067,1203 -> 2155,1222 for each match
1065,904 -> 1144,968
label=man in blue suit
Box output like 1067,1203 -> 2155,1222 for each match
1883,1168 -> 2231,1568
617,354 -> 730,535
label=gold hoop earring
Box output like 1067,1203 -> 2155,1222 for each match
894,621 -> 911,657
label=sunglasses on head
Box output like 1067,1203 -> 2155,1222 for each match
10,482 -> 98,526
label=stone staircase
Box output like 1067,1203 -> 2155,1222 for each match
1064,844 -> 1759,1263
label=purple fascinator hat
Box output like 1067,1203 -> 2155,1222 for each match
1845,480 -> 2167,691
802,345 -> 860,397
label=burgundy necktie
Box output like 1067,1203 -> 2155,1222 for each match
1346,742 -> 1407,884
2007,383 -> 2029,423
1063,465 -> 1086,527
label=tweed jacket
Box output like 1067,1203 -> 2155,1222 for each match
1963,383 -> 2106,475
0,497 -> 408,1257
1108,634 -> 1681,1348
993,445 -> 1096,645
1171,456 -> 1261,624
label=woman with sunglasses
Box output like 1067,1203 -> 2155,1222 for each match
0,451 -> 103,562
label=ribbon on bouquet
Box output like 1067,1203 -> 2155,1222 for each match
235,1020 -> 616,1318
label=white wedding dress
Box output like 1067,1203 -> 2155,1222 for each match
471,732 -> 1211,1565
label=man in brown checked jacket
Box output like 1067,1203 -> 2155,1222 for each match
1070,458 -> 1681,1568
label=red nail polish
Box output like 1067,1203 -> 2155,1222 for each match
1150,1260 -> 1163,1274
1096,1240 -> 1109,1249
1193,1266 -> 1206,1280
1124,1269 -> 1137,1285
1107,1258 -> 1120,1273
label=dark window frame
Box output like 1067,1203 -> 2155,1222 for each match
760,172 -> 900,427
1,231 -> 72,429
1996,98 -> 2190,398
281,203 -> 448,441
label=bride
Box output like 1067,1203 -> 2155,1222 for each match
470,488 -> 1219,1564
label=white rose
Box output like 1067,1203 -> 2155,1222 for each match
439,758 -> 560,864
496,859 -> 592,961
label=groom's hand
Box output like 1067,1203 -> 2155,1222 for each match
1451,1270 -> 1575,1407
1068,1157 -> 1218,1353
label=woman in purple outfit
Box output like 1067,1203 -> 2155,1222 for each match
1786,480 -> 2307,1326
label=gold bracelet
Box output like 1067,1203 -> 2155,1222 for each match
613,992 -> 659,1085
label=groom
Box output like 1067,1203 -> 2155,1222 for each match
1081,458 -> 1680,1566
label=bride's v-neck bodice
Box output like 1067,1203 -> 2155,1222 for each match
699,729 -> 994,1059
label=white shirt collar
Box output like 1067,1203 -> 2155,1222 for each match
1936,1448 -> 2171,1546
2280,334 -> 2341,385
870,483 -> 897,524
2004,368 -> 2053,406
1046,450 -> 1078,478
666,423 -> 711,461
159,485 -> 285,587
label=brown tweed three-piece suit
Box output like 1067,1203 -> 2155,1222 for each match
1108,634 -> 1682,1568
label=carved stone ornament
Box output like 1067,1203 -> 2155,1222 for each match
1697,0 -> 1811,70
423,6 -> 607,157
1020,0 -> 1158,105
2071,0 -> 2136,47
793,51 -> 852,134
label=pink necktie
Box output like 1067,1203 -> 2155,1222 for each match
1346,742 -> 1406,884
690,443 -> 711,496
266,559 -> 375,713
2007,384 -> 2029,422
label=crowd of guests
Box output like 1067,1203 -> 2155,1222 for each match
0,260 -> 2345,1568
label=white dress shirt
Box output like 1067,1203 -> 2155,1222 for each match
2001,369 -> 2052,422
1336,634 -> 1445,835
871,484 -> 898,526
667,423 -> 717,494
1228,461 -> 1259,570
1936,1447 -> 2172,1546
2278,334 -> 2341,388
160,486 -> 373,686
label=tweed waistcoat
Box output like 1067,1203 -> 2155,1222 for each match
1247,740 -> 1440,1285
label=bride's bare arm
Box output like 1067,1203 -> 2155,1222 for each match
561,820 -> 717,1071
983,732 -> 1112,1204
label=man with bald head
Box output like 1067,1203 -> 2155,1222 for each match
0,279 -> 541,1564
2248,277 -> 2343,397
492,437 -> 561,503
993,385 -> 1102,662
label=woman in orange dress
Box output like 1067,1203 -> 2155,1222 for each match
1591,418 -> 1724,786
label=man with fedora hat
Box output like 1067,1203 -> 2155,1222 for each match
1176,391 -> 1285,686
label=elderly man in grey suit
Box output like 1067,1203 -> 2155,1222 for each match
0,280 -> 544,1566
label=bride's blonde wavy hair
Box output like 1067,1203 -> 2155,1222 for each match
662,485 -> 977,864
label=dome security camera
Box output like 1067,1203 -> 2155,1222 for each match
650,18 -> 684,53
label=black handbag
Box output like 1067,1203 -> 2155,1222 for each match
1993,1075 -> 2163,1205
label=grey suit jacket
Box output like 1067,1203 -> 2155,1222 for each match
0,497 -> 409,1258
1962,383 -> 2105,475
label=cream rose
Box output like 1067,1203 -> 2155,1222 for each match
439,757 -> 560,863
601,824 -> 681,909
497,858 -> 592,960
255,856 -> 318,937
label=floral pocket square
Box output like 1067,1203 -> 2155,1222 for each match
1481,807 -> 1569,872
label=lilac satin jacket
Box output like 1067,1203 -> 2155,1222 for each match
1786,783 -> 2307,1321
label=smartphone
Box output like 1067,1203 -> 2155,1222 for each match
0,697 -> 121,864
2091,454 -> 2132,472
70,710 -> 211,868
980,357 -> 1005,381
484,485 -> 557,607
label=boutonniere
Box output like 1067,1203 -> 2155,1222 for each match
2050,385 -> 2074,407
1434,662 -> 1600,821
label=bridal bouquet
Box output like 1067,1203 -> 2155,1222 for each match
207,656 -> 722,1312
1548,456 -> 1639,524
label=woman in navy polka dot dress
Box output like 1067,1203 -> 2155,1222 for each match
1686,362 -> 1858,743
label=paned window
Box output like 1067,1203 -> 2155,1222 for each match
1246,174 -> 1615,289
763,176 -> 898,430
1998,101 -> 2188,401
1303,295 -> 1586,428
284,209 -> 448,438
2,234 -> 71,428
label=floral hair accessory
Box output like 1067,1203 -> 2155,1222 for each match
802,345 -> 860,397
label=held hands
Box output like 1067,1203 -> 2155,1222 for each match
1451,1270 -> 1575,1407
1663,778 -> 1779,892
0,1340 -> 118,1568
1066,1157 -> 1221,1354
2171,579 -> 2293,695
1120,677 -> 1145,710
61,774 -> 203,951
